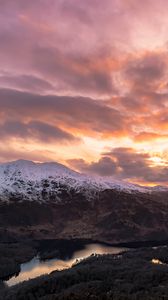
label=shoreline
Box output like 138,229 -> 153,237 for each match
1,238 -> 168,285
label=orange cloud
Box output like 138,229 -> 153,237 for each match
1,0 -> 168,185
133,132 -> 168,142
68,147 -> 168,185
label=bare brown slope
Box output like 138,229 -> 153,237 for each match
0,189 -> 168,243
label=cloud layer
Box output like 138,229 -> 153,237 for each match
68,148 -> 168,185
0,0 -> 168,185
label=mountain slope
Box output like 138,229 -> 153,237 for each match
0,160 -> 168,243
0,159 -> 163,203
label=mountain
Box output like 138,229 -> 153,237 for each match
0,159 -> 152,203
0,159 -> 168,243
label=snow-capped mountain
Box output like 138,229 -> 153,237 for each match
0,159 -> 161,203
0,160 -> 168,244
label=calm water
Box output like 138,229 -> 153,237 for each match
6,243 -> 127,287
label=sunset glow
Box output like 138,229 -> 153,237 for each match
1,0 -> 168,185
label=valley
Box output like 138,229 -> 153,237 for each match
0,160 -> 168,299
1,242 -> 168,300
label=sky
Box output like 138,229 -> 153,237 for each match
1,0 -> 168,185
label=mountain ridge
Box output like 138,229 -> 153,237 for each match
0,159 -> 168,244
0,159 -> 167,204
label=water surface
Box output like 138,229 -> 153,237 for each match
6,242 -> 127,286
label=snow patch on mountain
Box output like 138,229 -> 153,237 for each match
0,160 -> 167,203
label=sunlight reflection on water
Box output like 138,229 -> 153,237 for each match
6,243 -> 127,286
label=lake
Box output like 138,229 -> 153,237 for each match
6,242 -> 127,287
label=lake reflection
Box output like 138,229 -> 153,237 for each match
6,243 -> 127,287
